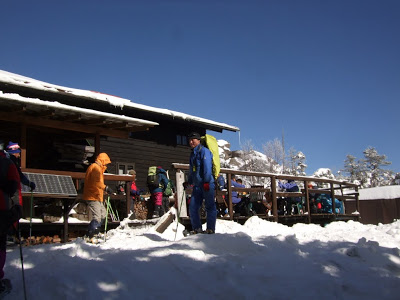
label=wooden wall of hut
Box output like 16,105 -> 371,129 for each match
346,198 -> 400,225
100,136 -> 191,191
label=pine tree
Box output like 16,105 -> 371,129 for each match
343,154 -> 359,183
287,148 -> 307,176
361,147 -> 392,187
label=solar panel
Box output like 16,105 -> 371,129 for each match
21,173 -> 77,196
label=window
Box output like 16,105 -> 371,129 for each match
176,134 -> 188,145
117,162 -> 135,175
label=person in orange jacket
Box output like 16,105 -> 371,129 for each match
83,152 -> 112,238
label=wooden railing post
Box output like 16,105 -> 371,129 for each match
271,176 -> 278,222
126,181 -> 131,217
304,180 -> 311,223
355,185 -> 360,216
227,173 -> 233,220
330,183 -> 336,220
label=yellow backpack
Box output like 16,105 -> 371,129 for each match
200,134 -> 220,180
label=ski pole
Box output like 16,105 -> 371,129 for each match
104,195 -> 110,242
17,221 -> 27,300
29,191 -> 33,241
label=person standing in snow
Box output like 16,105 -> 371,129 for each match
187,132 -> 216,234
128,170 -> 144,218
148,166 -> 169,218
5,142 -> 36,199
0,149 -> 20,296
83,152 -> 112,238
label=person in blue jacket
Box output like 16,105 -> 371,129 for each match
278,179 -> 301,215
187,132 -> 216,234
231,175 -> 245,204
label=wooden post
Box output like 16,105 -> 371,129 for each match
63,199 -> 69,242
175,170 -> 187,218
355,185 -> 360,217
95,132 -> 100,157
330,183 -> 336,220
126,181 -> 131,217
271,176 -> 278,222
304,181 -> 311,223
227,173 -> 233,220
20,123 -> 27,168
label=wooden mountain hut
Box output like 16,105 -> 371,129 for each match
0,69 -> 239,240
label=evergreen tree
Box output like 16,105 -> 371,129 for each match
343,154 -> 360,183
287,147 -> 307,176
361,147 -> 392,187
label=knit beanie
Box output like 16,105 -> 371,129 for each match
6,141 -> 21,154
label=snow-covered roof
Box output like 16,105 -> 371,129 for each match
0,91 -> 158,127
358,186 -> 400,201
0,70 -> 240,132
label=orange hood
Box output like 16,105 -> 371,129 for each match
96,153 -> 111,169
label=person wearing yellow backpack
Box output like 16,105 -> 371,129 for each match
187,132 -> 216,234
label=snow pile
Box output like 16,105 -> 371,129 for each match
4,213 -> 400,299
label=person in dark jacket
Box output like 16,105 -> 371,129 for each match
5,142 -> 36,201
0,150 -> 20,296
187,132 -> 216,234
128,170 -> 144,218
148,167 -> 169,218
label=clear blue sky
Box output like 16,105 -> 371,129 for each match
1,0 -> 399,175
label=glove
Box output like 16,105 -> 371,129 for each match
203,183 -> 210,191
105,186 -> 113,194
29,181 -> 36,191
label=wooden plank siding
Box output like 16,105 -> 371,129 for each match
101,136 -> 191,190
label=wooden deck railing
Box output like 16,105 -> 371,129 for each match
172,163 -> 360,224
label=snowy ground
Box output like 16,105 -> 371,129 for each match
4,209 -> 400,300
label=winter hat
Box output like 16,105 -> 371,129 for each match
128,170 -> 136,175
188,132 -> 201,140
6,141 -> 21,154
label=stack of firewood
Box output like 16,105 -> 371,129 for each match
133,199 -> 151,220
23,235 -> 62,246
